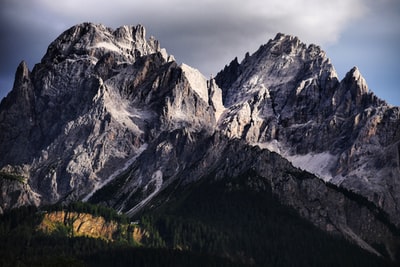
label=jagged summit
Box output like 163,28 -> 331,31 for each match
216,32 -> 338,108
216,33 -> 384,113
270,32 -> 322,57
216,32 -> 400,230
41,23 -> 168,65
0,22 -> 222,206
15,61 -> 30,82
0,61 -> 31,108
0,24 -> 399,262
343,66 -> 369,96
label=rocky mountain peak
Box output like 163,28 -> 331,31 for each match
0,22 -> 223,207
270,32 -> 303,55
4,61 -> 32,104
15,60 -> 30,82
113,24 -> 145,42
41,23 -> 166,66
332,66 -> 383,115
216,33 -> 337,108
1,24 -> 399,262
216,32 -> 400,235
345,66 -> 369,95
266,32 -> 327,62
0,59 -> 35,167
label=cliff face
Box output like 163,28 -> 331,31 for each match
0,168 -> 40,214
37,210 -> 147,243
0,23 -> 399,260
215,33 -> 400,227
0,23 -> 222,207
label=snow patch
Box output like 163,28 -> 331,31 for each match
256,140 -> 282,154
256,141 -> 337,182
286,152 -> 337,182
180,63 -> 209,103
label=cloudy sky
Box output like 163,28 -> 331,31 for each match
1,0 -> 399,105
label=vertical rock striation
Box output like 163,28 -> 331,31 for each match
216,33 -> 400,228
0,23 -> 222,207
0,24 -> 399,260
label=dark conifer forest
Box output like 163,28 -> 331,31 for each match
0,171 -> 394,266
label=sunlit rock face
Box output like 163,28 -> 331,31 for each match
0,23 -> 222,207
216,33 -> 400,228
0,24 -> 399,260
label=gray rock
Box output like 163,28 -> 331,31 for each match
216,33 -> 400,228
0,24 -> 399,260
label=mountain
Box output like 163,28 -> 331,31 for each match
0,23 -> 217,208
215,33 -> 400,227
0,187 -> 390,266
0,23 -> 399,264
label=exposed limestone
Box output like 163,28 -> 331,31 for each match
216,33 -> 400,228
0,24 -> 399,260
0,22 -> 221,210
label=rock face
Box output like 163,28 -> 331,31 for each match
0,167 -> 40,214
89,129 -> 399,258
0,23 -> 399,260
37,210 -> 147,243
0,23 -> 220,206
215,33 -> 400,228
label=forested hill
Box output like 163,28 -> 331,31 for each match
0,173 -> 394,266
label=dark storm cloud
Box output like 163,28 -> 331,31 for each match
0,0 -> 399,105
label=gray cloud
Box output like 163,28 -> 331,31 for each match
1,0 -> 399,105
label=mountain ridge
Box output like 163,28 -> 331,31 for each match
0,22 -> 399,262
215,32 -> 400,229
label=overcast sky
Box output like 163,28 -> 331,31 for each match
1,0 -> 399,106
